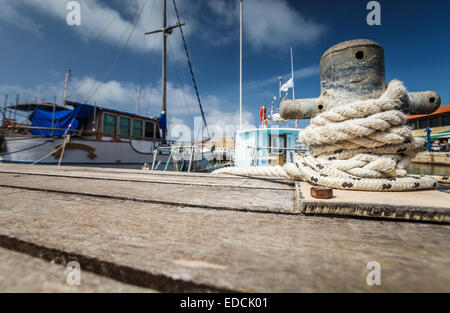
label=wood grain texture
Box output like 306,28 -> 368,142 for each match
1,187 -> 449,292
0,172 -> 295,214
297,182 -> 450,223
0,163 -> 449,292
0,164 -> 294,191
0,247 -> 155,293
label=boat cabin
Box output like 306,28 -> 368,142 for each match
5,100 -> 162,144
80,106 -> 162,143
234,128 -> 303,167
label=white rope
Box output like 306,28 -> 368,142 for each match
57,136 -> 70,167
32,136 -> 70,166
215,80 -> 438,192
429,176 -> 449,184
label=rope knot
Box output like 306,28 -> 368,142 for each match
215,80 -> 437,191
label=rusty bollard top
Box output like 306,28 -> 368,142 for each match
320,39 -> 386,104
279,39 -> 441,120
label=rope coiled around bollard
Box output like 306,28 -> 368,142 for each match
214,80 -> 438,192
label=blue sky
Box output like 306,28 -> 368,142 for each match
0,0 -> 449,139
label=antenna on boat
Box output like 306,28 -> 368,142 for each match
93,101 -> 97,131
14,94 -> 19,122
145,0 -> 185,143
136,87 -> 141,115
278,77 -> 283,100
63,69 -> 72,104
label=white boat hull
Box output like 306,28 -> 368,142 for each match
1,136 -> 166,169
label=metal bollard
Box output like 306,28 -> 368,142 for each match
279,39 -> 441,120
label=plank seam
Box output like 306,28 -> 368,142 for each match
0,234 -> 236,293
0,171 -> 294,191
0,185 -> 298,217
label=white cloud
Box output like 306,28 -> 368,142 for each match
244,0 -> 325,49
0,0 -> 196,59
0,77 -> 255,140
0,83 -> 64,104
1,0 -> 325,53
169,108 -> 256,142
206,108 -> 255,138
207,0 -> 238,26
169,116 -> 187,127
65,77 -> 204,118
204,0 -> 326,50
293,65 -> 321,79
0,77 -> 186,115
246,65 -> 319,89
0,1 -> 43,36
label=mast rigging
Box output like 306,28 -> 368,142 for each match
172,0 -> 210,140
145,0 -> 184,143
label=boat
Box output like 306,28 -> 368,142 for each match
235,128 -> 303,168
1,99 -> 173,168
0,0 -> 215,172
234,96 -> 307,168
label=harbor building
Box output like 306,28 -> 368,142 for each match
408,104 -> 450,139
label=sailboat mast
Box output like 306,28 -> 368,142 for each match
162,0 -> 167,115
146,0 -> 184,142
239,0 -> 243,130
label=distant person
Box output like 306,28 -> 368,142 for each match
432,140 -> 441,152
158,110 -> 167,145
442,139 -> 450,152
426,127 -> 432,151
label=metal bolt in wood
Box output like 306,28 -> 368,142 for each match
311,187 -> 333,199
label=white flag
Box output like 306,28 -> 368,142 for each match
280,77 -> 294,92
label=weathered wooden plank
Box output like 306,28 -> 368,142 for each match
0,165 -> 293,190
296,182 -> 450,223
0,247 -> 155,293
0,187 -> 449,292
0,163 -> 289,181
0,173 -> 295,214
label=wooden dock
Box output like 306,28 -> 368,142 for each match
0,163 -> 449,292
412,151 -> 450,166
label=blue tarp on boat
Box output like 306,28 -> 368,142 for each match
31,103 -> 95,137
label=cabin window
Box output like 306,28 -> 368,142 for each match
133,119 -> 143,138
442,114 -> 450,127
119,117 -> 131,136
145,122 -> 155,138
270,135 -> 286,155
430,117 -> 441,128
103,113 -> 117,135
418,119 -> 428,129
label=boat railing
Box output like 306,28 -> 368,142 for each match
151,144 -> 199,172
248,145 -> 308,166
